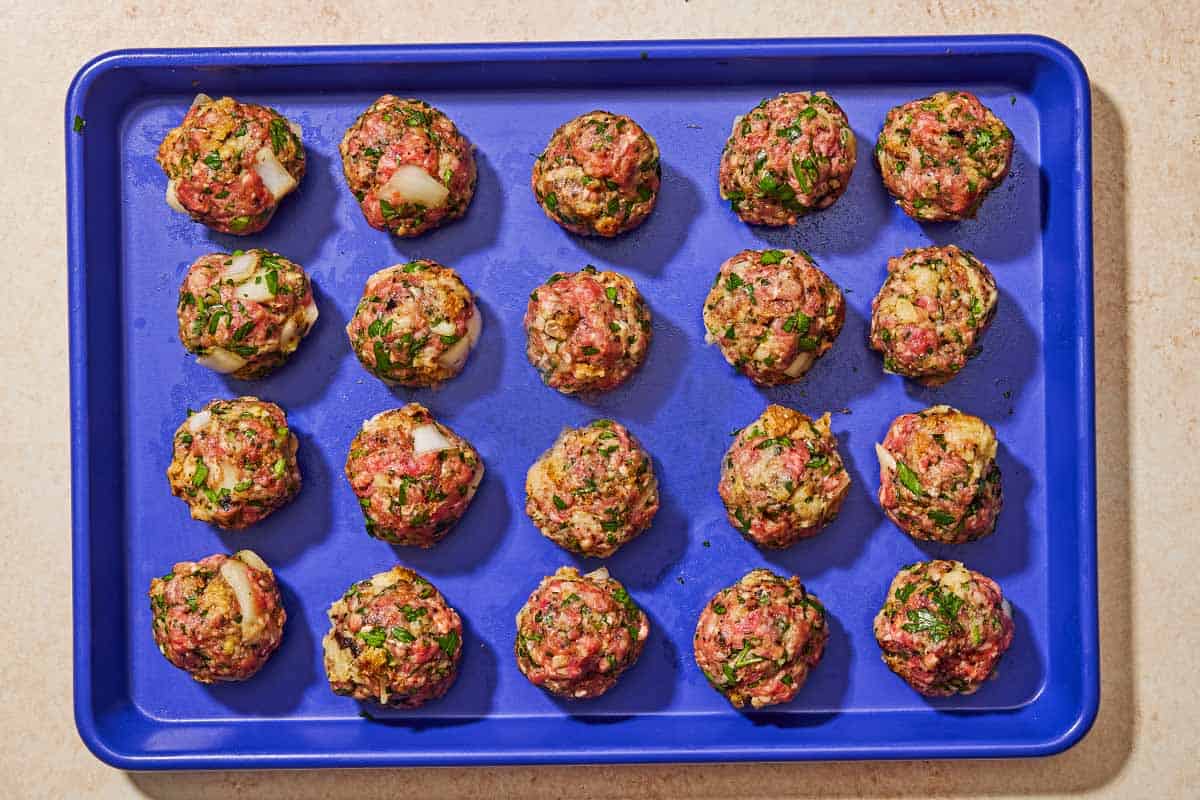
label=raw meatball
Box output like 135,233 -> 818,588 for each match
694,569 -> 828,709
719,91 -> 857,226
177,249 -> 319,379
524,266 -> 652,394
323,566 -> 462,708
156,94 -> 305,235
869,245 -> 998,386
875,405 -> 1002,544
166,397 -> 301,529
515,566 -> 649,699
874,560 -> 1014,696
875,91 -> 1014,221
525,419 -> 659,557
703,248 -> 845,385
149,549 -> 286,683
531,110 -> 661,237
340,96 -> 476,237
345,260 -> 482,387
345,404 -> 484,547
719,405 -> 850,548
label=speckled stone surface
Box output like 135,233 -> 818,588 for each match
1,1 -> 1196,797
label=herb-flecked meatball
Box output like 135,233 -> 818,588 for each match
525,419 -> 659,558
345,260 -> 482,387
166,397 -> 301,529
340,96 -> 477,237
869,245 -> 998,386
532,110 -> 661,237
156,94 -> 305,235
876,91 -> 1014,221
149,549 -> 286,683
703,248 -> 845,385
515,566 -> 649,699
719,405 -> 850,548
719,91 -> 857,226
875,405 -> 1002,544
178,249 -> 319,379
323,566 -> 463,708
874,560 -> 1014,696
524,266 -> 652,394
345,404 -> 484,547
694,569 -> 828,709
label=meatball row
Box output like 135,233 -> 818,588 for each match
149,556 -> 1014,705
156,90 -> 1012,238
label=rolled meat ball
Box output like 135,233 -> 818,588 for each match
514,566 -> 649,699
345,403 -> 484,547
875,405 -> 1002,544
156,94 -> 305,235
149,549 -> 286,683
874,560 -> 1015,696
177,249 -> 319,379
323,566 -> 463,708
346,260 -> 482,387
694,569 -> 829,709
532,110 -> 661,237
340,96 -> 477,237
166,397 -> 301,530
719,405 -> 851,548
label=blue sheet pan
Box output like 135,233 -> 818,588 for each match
66,37 -> 1096,768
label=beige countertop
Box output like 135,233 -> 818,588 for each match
1,1 -> 1195,797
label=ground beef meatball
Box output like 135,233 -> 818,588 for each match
166,397 -> 301,529
719,405 -> 850,549
875,405 -> 1002,544
874,560 -> 1014,696
177,249 -> 319,380
703,248 -> 845,385
875,91 -> 1014,221
345,404 -> 484,547
323,566 -> 462,708
156,94 -> 305,235
531,110 -> 661,237
524,266 -> 652,394
525,419 -> 659,557
340,96 -> 477,237
345,260 -> 482,387
149,549 -> 286,683
719,91 -> 857,226
515,566 -> 649,699
694,569 -> 828,709
869,245 -> 998,386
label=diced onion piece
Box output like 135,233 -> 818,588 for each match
874,442 -> 897,473
224,251 -> 259,282
165,179 -> 186,213
236,280 -> 274,303
219,559 -> 262,641
303,298 -> 319,327
218,459 -> 241,491
431,320 -> 456,337
187,409 -> 212,432
412,424 -> 454,455
1001,598 -> 1013,620
189,93 -> 213,110
438,306 -> 482,369
196,347 -> 247,374
784,351 -> 815,377
585,566 -> 610,581
279,318 -> 299,350
380,165 -> 449,209
235,549 -> 269,572
254,147 -> 298,201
